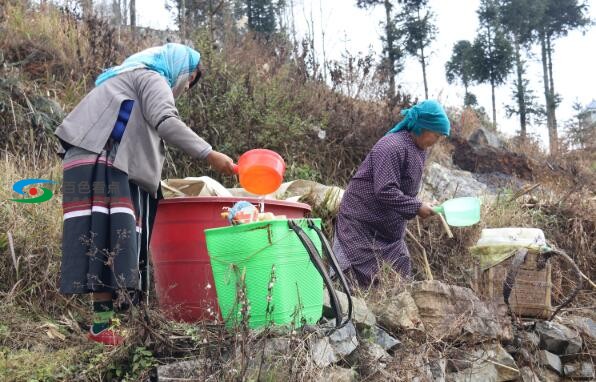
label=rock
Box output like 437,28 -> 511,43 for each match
539,369 -> 562,382
563,316 -> 596,343
409,281 -> 510,343
328,321 -> 359,357
423,162 -> 488,200
429,358 -> 447,382
349,342 -> 391,364
446,344 -> 519,381
563,361 -> 594,380
451,135 -> 533,180
157,359 -> 207,381
535,321 -> 583,356
519,366 -> 541,382
323,289 -> 376,329
539,350 -> 563,375
346,342 -> 391,377
371,325 -> 401,352
472,172 -> 527,194
321,366 -> 358,381
309,321 -> 359,367
468,128 -> 506,149
263,337 -> 292,359
519,331 -> 541,349
374,290 -> 424,334
310,337 -> 338,367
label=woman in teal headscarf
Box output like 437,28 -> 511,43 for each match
55,43 -> 235,345
333,100 -> 450,287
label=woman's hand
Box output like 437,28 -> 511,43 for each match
206,151 -> 236,176
417,203 -> 436,219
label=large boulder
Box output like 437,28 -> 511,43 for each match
423,162 -> 489,200
409,281 -> 511,343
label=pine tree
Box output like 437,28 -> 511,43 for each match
471,0 -> 513,130
536,0 -> 590,155
356,0 -> 404,101
397,0 -> 436,99
445,40 -> 475,106
499,0 -> 545,141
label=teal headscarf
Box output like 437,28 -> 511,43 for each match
387,99 -> 450,136
95,43 -> 201,89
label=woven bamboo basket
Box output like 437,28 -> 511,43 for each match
474,249 -> 553,319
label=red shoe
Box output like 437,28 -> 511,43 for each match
88,327 -> 124,346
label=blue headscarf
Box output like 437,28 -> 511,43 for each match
387,99 -> 450,136
95,43 -> 201,89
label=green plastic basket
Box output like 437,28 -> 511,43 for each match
205,219 -> 324,329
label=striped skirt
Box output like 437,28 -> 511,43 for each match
59,141 -> 155,296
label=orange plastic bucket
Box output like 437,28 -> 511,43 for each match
233,149 -> 286,195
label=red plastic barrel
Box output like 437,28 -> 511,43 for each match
150,196 -> 311,322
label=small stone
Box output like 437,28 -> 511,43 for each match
563,361 -> 594,380
371,325 -> 401,352
310,337 -> 338,367
564,315 -> 596,342
309,321 -> 359,367
539,350 -> 563,375
374,290 -> 424,333
519,366 -> 541,382
328,321 -> 359,358
539,369 -> 562,382
263,338 -> 292,360
535,321 -> 583,356
429,358 -> 447,382
157,359 -> 206,381
445,344 -> 519,382
323,289 -> 376,329
321,366 -> 358,381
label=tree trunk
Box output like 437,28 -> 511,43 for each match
129,0 -> 136,39
546,34 -> 558,153
179,0 -> 187,39
540,30 -> 557,155
421,47 -> 428,99
487,24 -> 496,130
490,77 -> 496,130
208,0 -> 215,45
384,0 -> 395,100
319,0 -> 327,82
290,0 -> 297,52
514,38 -> 526,140
418,9 -> 428,99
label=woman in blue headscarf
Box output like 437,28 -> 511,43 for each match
55,43 -> 235,345
333,100 -> 450,287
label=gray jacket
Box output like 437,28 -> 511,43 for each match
55,68 -> 212,196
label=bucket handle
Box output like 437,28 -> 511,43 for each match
288,220 -> 352,331
503,247 -> 583,321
